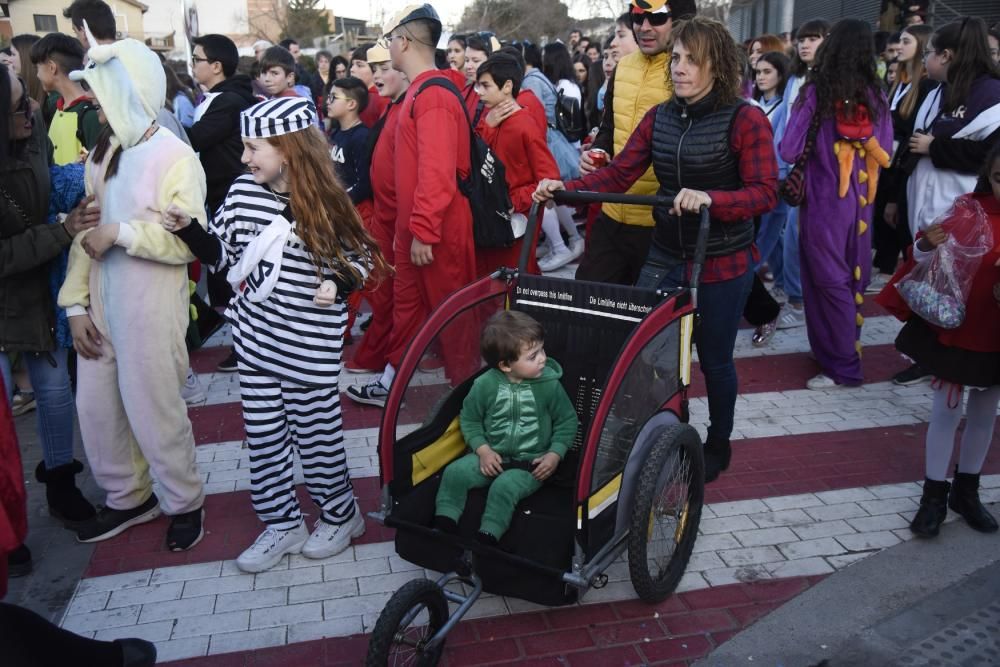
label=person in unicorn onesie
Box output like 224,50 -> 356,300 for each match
57,25 -> 207,551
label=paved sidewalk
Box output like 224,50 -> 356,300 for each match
6,295 -> 1000,665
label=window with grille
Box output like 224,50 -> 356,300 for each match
33,14 -> 58,31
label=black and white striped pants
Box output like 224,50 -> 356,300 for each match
239,366 -> 356,531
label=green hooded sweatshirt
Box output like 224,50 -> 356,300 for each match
459,358 -> 579,461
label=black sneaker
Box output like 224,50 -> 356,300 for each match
345,379 -> 389,408
167,508 -> 205,551
893,363 -> 932,386
77,494 -> 161,543
7,543 -> 32,577
216,349 -> 238,373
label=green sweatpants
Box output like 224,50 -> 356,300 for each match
435,453 -> 542,538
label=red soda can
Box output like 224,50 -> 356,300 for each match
588,148 -> 608,168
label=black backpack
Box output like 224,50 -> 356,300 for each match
554,87 -> 587,143
410,77 -> 515,249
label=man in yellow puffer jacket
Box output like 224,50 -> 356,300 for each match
576,0 -> 697,285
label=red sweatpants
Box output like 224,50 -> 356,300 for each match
350,202 -> 395,371
388,232 -> 477,383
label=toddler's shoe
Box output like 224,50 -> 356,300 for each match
432,516 -> 460,534
236,523 -> 309,573
77,494 -> 161,543
475,531 -> 499,548
302,505 -> 366,559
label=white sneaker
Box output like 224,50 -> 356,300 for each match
181,368 -> 206,405
302,505 -> 366,559
538,247 -> 576,273
236,523 -> 309,573
776,303 -> 806,329
806,373 -> 843,390
535,238 -> 550,259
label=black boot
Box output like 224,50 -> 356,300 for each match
703,438 -> 732,484
6,543 -> 32,577
35,460 -> 96,527
949,469 -> 998,533
910,478 -> 950,537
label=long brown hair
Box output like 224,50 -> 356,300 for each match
668,16 -> 744,107
749,34 -> 784,58
932,17 -> 1000,114
888,24 -> 933,120
267,126 -> 390,286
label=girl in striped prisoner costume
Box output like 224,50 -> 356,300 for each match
162,97 -> 389,573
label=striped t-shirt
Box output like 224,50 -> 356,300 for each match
210,175 -> 368,386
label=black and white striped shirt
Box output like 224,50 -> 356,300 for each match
210,175 -> 367,387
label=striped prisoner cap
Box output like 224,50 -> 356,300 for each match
240,97 -> 317,139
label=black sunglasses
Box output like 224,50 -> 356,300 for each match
631,11 -> 672,27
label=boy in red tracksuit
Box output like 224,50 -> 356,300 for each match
350,43 -> 389,128
474,53 -> 560,276
346,4 -> 477,407
345,42 -> 410,374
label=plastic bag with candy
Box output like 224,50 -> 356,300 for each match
897,196 -> 994,329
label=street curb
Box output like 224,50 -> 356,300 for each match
694,503 -> 1000,667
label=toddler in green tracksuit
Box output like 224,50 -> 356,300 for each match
434,311 -> 579,545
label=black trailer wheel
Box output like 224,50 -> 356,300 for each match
366,578 -> 450,667
627,424 -> 704,603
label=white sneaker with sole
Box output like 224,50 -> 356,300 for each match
236,523 -> 309,573
776,303 -> 806,329
538,247 -> 576,272
806,373 -> 843,390
181,368 -> 206,405
302,506 -> 366,559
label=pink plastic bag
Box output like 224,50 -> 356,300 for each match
897,196 -> 993,329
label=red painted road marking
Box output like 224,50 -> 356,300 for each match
158,576 -> 825,666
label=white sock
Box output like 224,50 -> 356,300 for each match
379,363 -> 395,388
541,207 -> 568,254
556,205 -> 581,242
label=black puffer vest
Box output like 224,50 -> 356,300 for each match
650,90 -> 754,259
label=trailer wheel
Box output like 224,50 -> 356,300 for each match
366,578 -> 449,667
627,424 -> 704,603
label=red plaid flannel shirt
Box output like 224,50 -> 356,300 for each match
566,103 -> 779,282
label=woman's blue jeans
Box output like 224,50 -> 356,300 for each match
636,246 -> 753,443
1,348 -> 77,469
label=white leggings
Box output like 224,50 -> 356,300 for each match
540,205 -> 581,253
925,382 -> 1000,481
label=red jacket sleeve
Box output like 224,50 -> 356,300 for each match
410,100 -> 467,244
511,122 -> 560,213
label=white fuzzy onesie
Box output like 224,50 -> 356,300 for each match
58,36 -> 207,515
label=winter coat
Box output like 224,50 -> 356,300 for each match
0,123 -> 67,353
